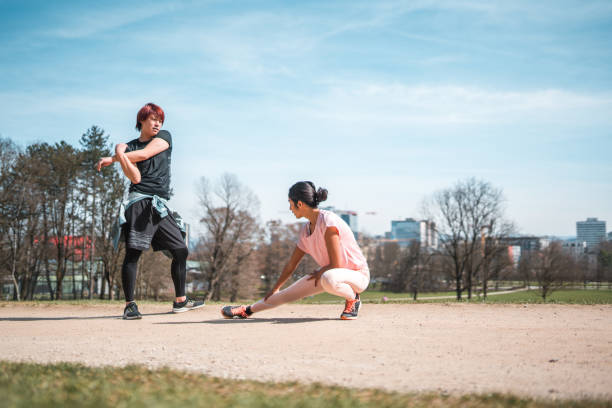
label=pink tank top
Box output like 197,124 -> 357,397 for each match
296,210 -> 367,271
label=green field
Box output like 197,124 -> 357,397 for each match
463,289 -> 612,304
298,289 -> 612,305
0,362 -> 608,408
2,289 -> 612,308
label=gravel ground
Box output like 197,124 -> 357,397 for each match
1,302 -> 610,399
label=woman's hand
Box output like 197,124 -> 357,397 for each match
264,288 -> 279,301
307,268 -> 325,287
96,157 -> 113,171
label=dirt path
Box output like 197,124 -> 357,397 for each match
1,303 -> 611,399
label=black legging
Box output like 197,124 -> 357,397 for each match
122,247 -> 188,302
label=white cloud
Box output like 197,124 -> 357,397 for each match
293,82 -> 612,127
42,2 -> 180,39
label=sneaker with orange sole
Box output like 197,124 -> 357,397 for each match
221,305 -> 249,319
340,293 -> 361,320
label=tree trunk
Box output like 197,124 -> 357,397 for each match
45,267 -> 54,300
89,187 -> 96,299
80,219 -> 86,299
466,270 -> 472,300
10,237 -> 21,301
455,274 -> 462,300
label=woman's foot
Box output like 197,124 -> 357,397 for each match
221,305 -> 249,319
340,293 -> 360,320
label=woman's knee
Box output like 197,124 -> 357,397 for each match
319,271 -> 338,291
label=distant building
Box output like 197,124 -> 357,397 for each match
608,231 -> 612,242
321,206 -> 359,239
576,218 -> 606,251
507,245 -> 521,266
389,218 -> 437,249
562,239 -> 587,259
503,236 -> 550,253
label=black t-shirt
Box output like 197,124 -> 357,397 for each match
126,130 -> 172,200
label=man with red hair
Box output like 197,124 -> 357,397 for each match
97,103 -> 203,319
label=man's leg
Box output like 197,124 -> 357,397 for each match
169,247 -> 188,299
152,215 -> 204,312
121,248 -> 143,319
151,215 -> 189,302
121,248 -> 142,303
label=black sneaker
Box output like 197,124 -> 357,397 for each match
123,302 -> 142,320
172,297 -> 205,313
340,293 -> 361,320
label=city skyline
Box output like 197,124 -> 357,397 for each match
1,1 -> 611,237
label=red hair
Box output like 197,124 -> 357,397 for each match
136,103 -> 165,130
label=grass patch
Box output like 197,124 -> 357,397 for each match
0,361 -> 608,408
464,289 -> 612,305
296,290 -> 457,304
0,299 -> 230,308
298,289 -> 612,305
2,289 -> 611,308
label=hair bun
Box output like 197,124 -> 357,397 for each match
315,187 -> 328,203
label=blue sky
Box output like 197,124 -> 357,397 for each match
1,0 -> 611,237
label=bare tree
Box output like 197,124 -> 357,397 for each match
575,253 -> 595,289
0,138 -> 27,300
371,241 -> 400,290
532,241 -> 574,300
394,241 -> 434,299
2,132 -> 126,301
597,242 -> 612,289
96,172 -> 127,299
258,220 -> 298,294
517,251 -> 535,288
134,249 -> 173,301
479,219 -> 516,298
194,173 -> 261,301
424,178 -> 510,300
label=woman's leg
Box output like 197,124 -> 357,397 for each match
250,275 -> 325,313
319,268 -> 369,300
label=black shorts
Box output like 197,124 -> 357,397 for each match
122,198 -> 186,252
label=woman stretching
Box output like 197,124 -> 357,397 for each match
221,181 -> 369,320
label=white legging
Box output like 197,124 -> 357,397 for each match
250,268 -> 370,314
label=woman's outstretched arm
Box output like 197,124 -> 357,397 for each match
264,246 -> 305,301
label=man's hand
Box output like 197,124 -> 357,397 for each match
307,268 -> 325,287
96,157 -> 113,172
264,288 -> 279,301
115,143 -> 128,155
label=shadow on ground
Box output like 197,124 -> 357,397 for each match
154,317 -> 338,325
0,312 -> 172,321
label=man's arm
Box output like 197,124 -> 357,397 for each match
115,144 -> 141,184
96,138 -> 169,171
122,138 -> 169,163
